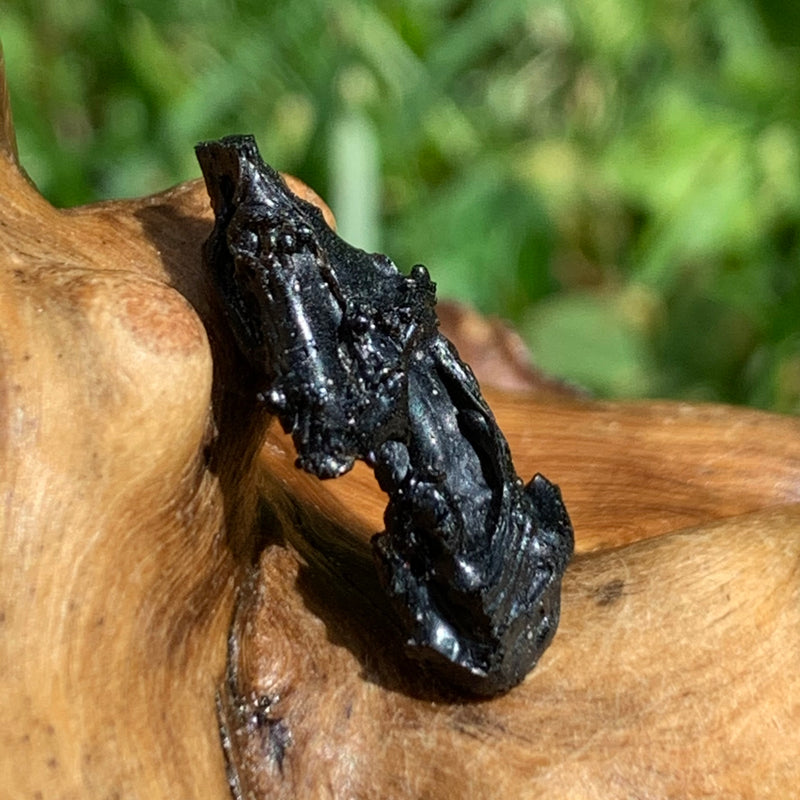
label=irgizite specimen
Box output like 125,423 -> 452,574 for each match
196,135 -> 573,695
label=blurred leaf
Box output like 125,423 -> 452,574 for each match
522,290 -> 658,398
388,162 -> 554,317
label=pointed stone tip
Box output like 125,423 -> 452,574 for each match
196,134 -> 336,230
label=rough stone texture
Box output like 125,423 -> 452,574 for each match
196,135 -> 574,694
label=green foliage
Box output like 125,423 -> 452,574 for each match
3,0 -> 799,412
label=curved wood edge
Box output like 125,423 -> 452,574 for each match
260,391 -> 800,554
224,502 -> 800,798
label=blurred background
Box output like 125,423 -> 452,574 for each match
3,0 -> 799,412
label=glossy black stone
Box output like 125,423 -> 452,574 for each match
196,134 -> 574,695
